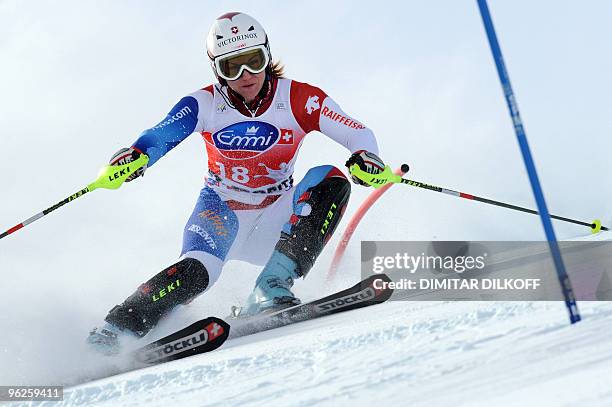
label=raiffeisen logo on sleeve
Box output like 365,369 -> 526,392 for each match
321,106 -> 366,129
204,121 -> 280,159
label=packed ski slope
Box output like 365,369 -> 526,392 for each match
56,300 -> 612,406
40,233 -> 611,407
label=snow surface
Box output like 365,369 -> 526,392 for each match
41,298 -> 612,407
12,233 -> 608,407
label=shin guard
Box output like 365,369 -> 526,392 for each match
105,258 -> 209,337
276,169 -> 350,277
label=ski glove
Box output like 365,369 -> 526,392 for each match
345,150 -> 385,187
109,147 -> 146,183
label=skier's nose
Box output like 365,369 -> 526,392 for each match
240,70 -> 253,81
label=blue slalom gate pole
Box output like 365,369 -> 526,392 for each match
476,0 -> 580,323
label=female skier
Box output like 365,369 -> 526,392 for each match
88,12 -> 385,353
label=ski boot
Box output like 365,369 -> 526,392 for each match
233,250 -> 301,318
86,322 -> 133,356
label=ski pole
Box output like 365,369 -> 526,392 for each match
349,163 -> 608,234
0,154 -> 149,240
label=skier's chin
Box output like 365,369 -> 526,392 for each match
237,83 -> 260,100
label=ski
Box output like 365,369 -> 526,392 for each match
229,273 -> 394,338
132,316 -> 230,366
76,277 -> 389,385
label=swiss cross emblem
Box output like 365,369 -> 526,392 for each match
206,322 -> 224,340
279,129 -> 294,144
231,26 -> 239,34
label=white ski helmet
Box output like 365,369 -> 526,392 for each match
206,12 -> 272,82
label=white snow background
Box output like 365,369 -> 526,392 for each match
1,1 -> 611,405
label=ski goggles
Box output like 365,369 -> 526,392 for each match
214,45 -> 270,81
